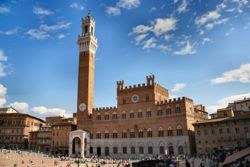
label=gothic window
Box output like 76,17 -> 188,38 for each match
96,114 -> 101,120
123,147 -> 127,154
122,112 -> 126,119
158,127 -> 164,137
176,125 -> 183,136
175,104 -> 181,113
130,112 -> 134,118
130,129 -> 135,138
167,127 -> 173,136
148,146 -> 153,154
178,146 -> 184,154
104,131 -> 109,139
157,110 -> 163,116
96,132 -> 101,139
146,111 -> 152,117
130,147 -> 135,154
219,129 -> 223,134
105,147 -> 109,156
122,131 -> 127,138
139,147 -> 144,154
113,130 -> 118,138
147,128 -> 153,137
112,113 -> 118,119
123,98 -> 126,104
166,107 -> 172,115
138,129 -> 143,138
113,147 -> 118,154
159,146 -> 164,154
104,114 -> 109,120
138,111 -> 143,118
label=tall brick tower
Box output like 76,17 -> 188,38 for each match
77,12 -> 97,120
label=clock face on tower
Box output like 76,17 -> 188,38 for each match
131,94 -> 139,103
79,103 -> 86,111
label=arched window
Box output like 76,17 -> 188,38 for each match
167,127 -> 173,136
104,130 -> 109,138
130,111 -> 134,118
112,112 -> 117,119
130,129 -> 135,138
176,125 -> 183,136
96,131 -> 101,139
96,113 -> 101,120
122,111 -> 126,119
113,130 -> 118,138
147,128 -> 152,137
157,107 -> 163,116
104,113 -> 109,120
158,127 -> 164,137
175,104 -> 181,113
137,109 -> 143,118
122,130 -> 127,138
130,146 -> 135,154
138,129 -> 143,138
166,106 -> 171,115
178,146 -> 184,154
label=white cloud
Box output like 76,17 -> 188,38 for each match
152,18 -> 176,36
26,29 -> 50,40
39,22 -> 72,32
0,49 -> 8,78
158,44 -> 170,51
26,22 -> 71,40
31,106 -> 71,117
207,93 -> 250,113
195,10 -> 221,26
0,27 -> 18,35
0,84 -> 7,107
205,18 -> 229,30
33,7 -> 53,16
177,0 -> 188,13
142,37 -> 156,49
106,6 -> 121,16
171,83 -> 186,92
70,2 -> 84,10
233,0 -> 248,13
10,102 -> 29,113
134,33 -> 148,45
211,63 -> 250,84
57,34 -> 65,39
150,7 -> 156,12
0,49 -> 7,61
131,25 -> 152,34
0,6 -> 10,13
174,41 -> 196,55
202,37 -> 212,45
117,0 -> 141,9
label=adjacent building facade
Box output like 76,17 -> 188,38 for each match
0,107 -> 45,149
193,98 -> 250,154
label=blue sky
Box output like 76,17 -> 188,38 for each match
0,0 -> 250,118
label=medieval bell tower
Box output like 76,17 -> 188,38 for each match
77,12 -> 97,118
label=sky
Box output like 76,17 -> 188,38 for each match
0,0 -> 250,119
